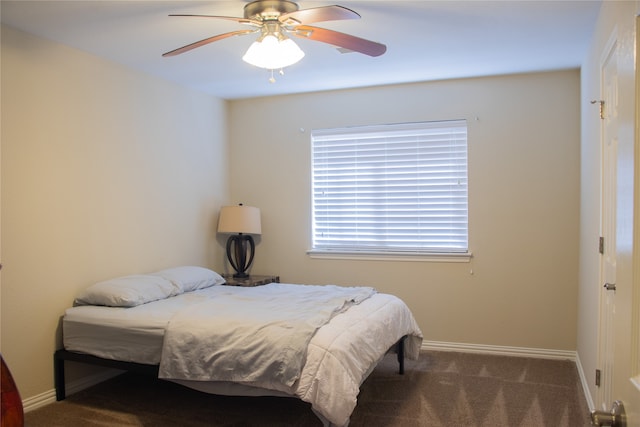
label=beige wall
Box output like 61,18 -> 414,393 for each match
577,0 -> 639,408
0,26 -> 229,398
228,70 -> 581,351
0,19 -> 588,405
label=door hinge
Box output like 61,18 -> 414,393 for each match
595,369 -> 601,386
599,236 -> 604,254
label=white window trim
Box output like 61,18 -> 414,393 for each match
310,119 -> 469,257
307,249 -> 473,263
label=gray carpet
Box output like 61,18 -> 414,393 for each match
25,351 -> 592,426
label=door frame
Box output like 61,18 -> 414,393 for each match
630,14 -> 640,396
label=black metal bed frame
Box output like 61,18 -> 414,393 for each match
54,335 -> 407,401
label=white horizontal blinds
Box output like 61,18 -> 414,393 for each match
311,120 -> 468,253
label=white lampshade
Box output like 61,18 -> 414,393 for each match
217,205 -> 262,235
242,34 -> 305,70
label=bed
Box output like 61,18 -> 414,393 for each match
55,266 -> 423,427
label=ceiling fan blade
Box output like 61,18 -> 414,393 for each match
280,5 -> 360,26
168,14 -> 261,27
162,29 -> 256,57
292,25 -> 386,57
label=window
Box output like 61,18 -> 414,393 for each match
310,120 -> 468,259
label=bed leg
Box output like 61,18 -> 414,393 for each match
397,335 -> 406,375
54,350 -> 66,401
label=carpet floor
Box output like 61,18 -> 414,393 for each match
25,350 -> 592,426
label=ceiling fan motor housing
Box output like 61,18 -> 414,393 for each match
244,1 -> 299,21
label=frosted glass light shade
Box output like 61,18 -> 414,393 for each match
242,35 -> 305,70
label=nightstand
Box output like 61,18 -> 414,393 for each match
222,274 -> 280,287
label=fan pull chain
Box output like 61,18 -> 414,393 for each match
268,68 -> 286,83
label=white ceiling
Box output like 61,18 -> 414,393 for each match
0,0 -> 601,100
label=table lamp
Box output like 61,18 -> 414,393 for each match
217,204 -> 262,278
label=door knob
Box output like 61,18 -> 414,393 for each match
604,282 -> 617,291
591,400 -> 626,426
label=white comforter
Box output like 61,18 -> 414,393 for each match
166,286 -> 423,427
158,283 -> 376,387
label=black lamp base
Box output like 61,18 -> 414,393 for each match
226,234 -> 255,278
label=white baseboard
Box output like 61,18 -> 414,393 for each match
422,340 -> 576,360
575,353 -> 595,411
23,368 -> 122,413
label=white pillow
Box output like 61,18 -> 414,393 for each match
152,266 -> 225,293
74,275 -> 180,307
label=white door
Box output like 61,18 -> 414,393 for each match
595,19 -> 640,425
597,32 -> 618,415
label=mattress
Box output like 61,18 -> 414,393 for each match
62,283 -> 423,427
64,286 -> 223,364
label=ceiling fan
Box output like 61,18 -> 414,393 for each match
162,0 -> 386,74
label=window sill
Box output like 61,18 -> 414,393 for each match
306,250 -> 472,263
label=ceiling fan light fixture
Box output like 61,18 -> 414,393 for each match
242,33 -> 305,70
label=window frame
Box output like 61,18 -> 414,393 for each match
308,119 -> 471,262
